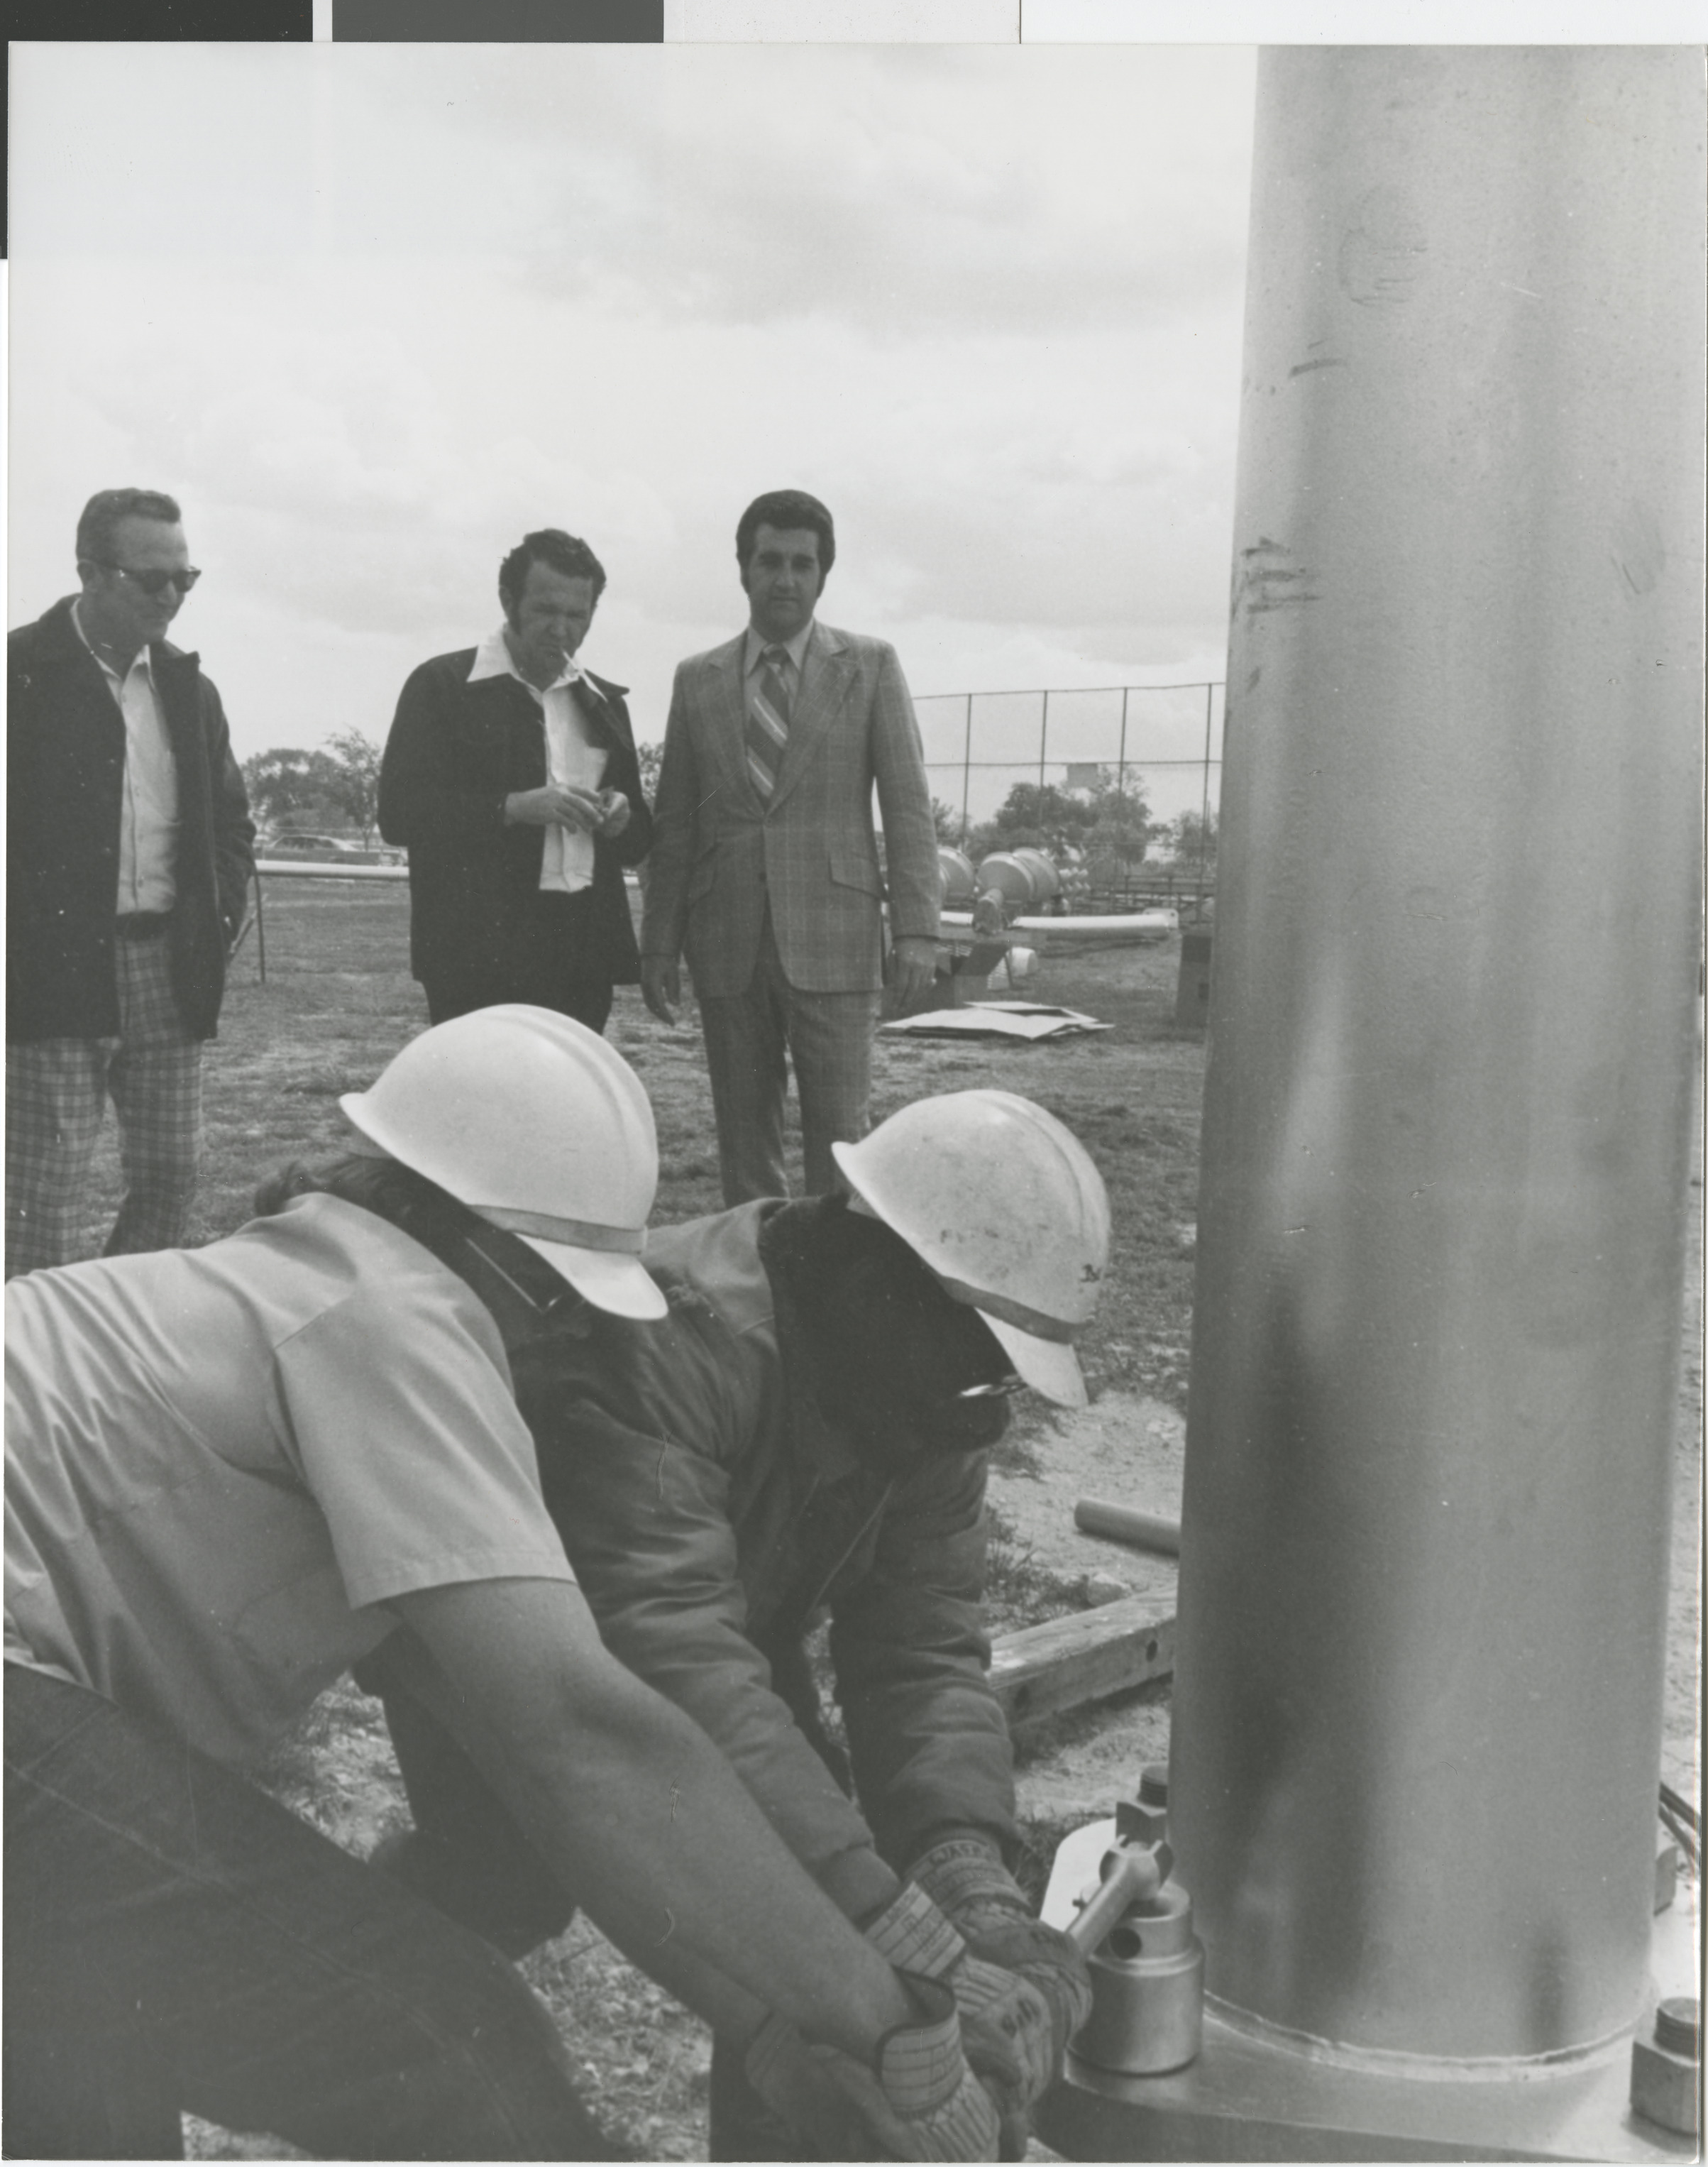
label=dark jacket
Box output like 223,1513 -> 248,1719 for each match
528,1199 -> 1018,1923
378,649 -> 651,989
6,596 -> 255,1043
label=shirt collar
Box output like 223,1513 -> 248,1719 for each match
744,620 -> 815,676
468,624 -> 590,693
71,600 -> 155,684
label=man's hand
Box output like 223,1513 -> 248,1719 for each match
641,956 -> 681,1027
504,783 -> 607,833
746,1979 -> 999,2161
887,935 -> 940,1014
595,789 -> 632,838
909,1838 -> 1093,2105
862,1883 -> 1060,2158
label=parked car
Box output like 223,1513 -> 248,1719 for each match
258,833 -> 380,864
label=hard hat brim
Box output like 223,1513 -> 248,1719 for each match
984,1312 -> 1089,1410
517,1234 -> 669,1320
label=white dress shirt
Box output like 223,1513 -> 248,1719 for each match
75,603 -> 179,915
467,627 -> 608,894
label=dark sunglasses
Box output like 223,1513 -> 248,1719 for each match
92,560 -> 202,597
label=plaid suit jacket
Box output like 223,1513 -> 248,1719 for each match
641,622 -> 941,997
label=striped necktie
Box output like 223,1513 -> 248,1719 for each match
746,646 -> 792,801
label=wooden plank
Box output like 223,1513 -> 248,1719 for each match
988,1598 -> 1176,1726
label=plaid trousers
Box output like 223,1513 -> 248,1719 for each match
5,933 -> 204,1277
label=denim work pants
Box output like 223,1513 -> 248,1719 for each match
4,1664 -> 620,2160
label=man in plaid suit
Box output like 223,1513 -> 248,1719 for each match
641,491 -> 941,1204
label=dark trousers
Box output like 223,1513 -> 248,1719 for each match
422,891 -> 615,1033
4,1665 -> 621,2161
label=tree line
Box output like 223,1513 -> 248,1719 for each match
940,772 -> 1217,875
246,735 -> 668,847
242,733 -> 386,843
246,737 -> 1214,874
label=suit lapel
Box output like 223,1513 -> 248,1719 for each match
33,603 -> 126,750
470,672 -> 549,789
150,643 -> 204,778
709,635 -> 760,805
768,624 -> 853,813
571,672 -> 635,755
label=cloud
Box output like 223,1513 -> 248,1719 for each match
343,45 -> 1254,335
8,43 -> 1253,764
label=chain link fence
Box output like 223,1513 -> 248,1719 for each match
913,679 -> 1224,909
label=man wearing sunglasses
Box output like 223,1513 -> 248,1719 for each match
358,1088 -> 1108,2160
6,489 -> 255,1276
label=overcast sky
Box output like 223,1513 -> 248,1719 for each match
8,41 -> 1255,825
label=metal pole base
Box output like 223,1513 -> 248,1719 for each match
1036,2011 -> 1698,2164
1039,1821 -> 1701,2163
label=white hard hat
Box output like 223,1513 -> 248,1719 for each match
339,1005 -> 668,1320
832,1090 -> 1110,1408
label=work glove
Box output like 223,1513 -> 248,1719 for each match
744,1974 -> 999,2161
910,1836 -> 1093,2092
861,1881 -> 1057,2158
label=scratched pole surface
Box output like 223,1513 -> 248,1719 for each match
1170,47 -> 1704,2064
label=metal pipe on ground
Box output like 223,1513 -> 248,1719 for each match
938,908 -> 1177,936
1074,1498 -> 1182,1557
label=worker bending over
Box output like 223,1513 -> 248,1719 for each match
4,1009 -> 1001,2162
360,1088 -> 1109,2159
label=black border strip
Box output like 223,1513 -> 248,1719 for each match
333,0 -> 662,35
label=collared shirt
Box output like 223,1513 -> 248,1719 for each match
468,627 -> 608,894
4,1195 -> 574,1772
74,602 -> 179,914
744,619 -> 816,727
